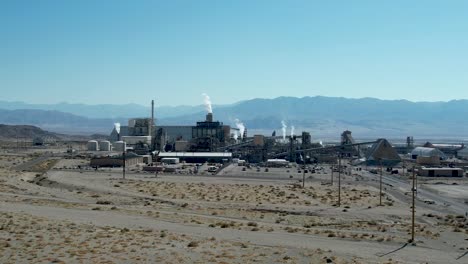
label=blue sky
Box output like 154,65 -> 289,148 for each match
1,0 -> 468,106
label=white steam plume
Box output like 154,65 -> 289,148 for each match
114,123 -> 121,134
281,120 -> 287,141
202,93 -> 212,114
290,125 -> 295,137
233,132 -> 238,141
235,118 -> 245,139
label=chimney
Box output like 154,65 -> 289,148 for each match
206,113 -> 213,122
151,100 -> 154,134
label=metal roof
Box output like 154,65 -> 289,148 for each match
158,152 -> 232,158
411,147 -> 446,158
420,167 -> 463,171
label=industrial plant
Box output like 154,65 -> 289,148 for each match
80,97 -> 468,181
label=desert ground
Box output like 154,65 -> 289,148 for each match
1,146 -> 467,263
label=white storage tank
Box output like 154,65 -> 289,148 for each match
113,141 -> 126,152
99,140 -> 111,151
87,140 -> 99,151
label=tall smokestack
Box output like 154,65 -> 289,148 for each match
150,100 -> 154,136
206,113 -> 213,122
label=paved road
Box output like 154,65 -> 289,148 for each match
359,170 -> 467,215
13,153 -> 54,172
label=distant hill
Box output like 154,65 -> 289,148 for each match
158,96 -> 468,138
0,100 -> 209,119
1,96 -> 468,138
0,124 -> 60,141
0,109 -> 121,135
0,124 -> 109,141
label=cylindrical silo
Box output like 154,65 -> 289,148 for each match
87,140 -> 99,151
99,140 -> 111,151
113,141 -> 126,152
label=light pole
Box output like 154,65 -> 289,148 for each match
302,154 -> 306,188
379,158 -> 383,206
338,152 -> 341,207
331,163 -> 334,185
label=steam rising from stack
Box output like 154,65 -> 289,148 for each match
202,93 -> 212,114
235,119 -> 245,139
281,120 -> 287,141
114,123 -> 121,141
290,125 -> 295,137
114,123 -> 121,134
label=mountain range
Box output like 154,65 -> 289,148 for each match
0,96 -> 467,139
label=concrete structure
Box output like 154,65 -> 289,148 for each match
418,167 -> 464,177
87,140 -> 99,151
128,118 -> 152,136
99,141 -> 111,151
113,141 -> 126,152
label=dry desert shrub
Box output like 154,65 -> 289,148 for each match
187,241 -> 199,247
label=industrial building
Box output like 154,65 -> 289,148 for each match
411,147 -> 446,160
109,106 -> 234,154
103,100 -> 406,167
418,167 -> 464,177
266,159 -> 289,167
157,152 -> 232,163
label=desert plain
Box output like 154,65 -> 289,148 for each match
0,146 -> 467,264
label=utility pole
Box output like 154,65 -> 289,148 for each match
302,154 -> 305,188
379,158 -> 383,206
338,152 -> 341,207
331,163 -> 334,185
415,168 -> 418,197
411,165 -> 416,242
122,151 -> 126,180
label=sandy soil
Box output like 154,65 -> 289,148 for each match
1,151 -> 467,263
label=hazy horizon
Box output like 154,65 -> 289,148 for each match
2,94 -> 468,108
